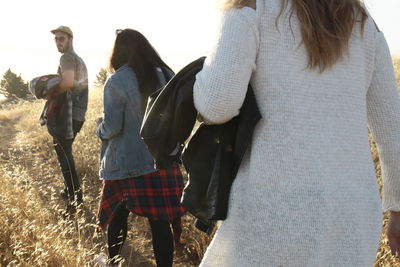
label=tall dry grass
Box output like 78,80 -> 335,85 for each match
0,86 -> 212,267
0,59 -> 399,266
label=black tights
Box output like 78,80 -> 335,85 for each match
107,202 -> 174,267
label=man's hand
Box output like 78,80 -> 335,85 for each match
387,211 -> 400,257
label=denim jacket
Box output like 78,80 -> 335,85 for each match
96,65 -> 172,180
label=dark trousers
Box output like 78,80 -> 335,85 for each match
108,202 -> 174,267
53,120 -> 83,203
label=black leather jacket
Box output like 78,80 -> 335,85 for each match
140,58 -> 203,168
140,57 -> 261,233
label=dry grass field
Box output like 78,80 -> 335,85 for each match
0,59 -> 399,266
0,87 -> 213,267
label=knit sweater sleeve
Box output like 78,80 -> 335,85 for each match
367,32 -> 400,212
193,7 -> 259,124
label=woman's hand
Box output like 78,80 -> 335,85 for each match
387,211 -> 400,257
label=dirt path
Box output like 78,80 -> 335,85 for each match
0,119 -> 19,156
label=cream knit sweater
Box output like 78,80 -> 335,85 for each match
193,0 -> 400,266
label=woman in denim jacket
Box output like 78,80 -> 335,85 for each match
95,29 -> 186,267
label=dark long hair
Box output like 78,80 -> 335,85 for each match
109,29 -> 171,97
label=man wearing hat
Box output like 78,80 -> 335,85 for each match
49,25 -> 88,211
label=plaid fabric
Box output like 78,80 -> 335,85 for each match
97,165 -> 186,230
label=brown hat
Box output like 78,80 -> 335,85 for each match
50,25 -> 73,38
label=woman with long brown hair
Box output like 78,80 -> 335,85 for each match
94,29 -> 186,267
193,0 -> 400,266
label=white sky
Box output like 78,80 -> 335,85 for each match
0,0 -> 399,86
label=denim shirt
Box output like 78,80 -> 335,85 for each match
96,65 -> 171,180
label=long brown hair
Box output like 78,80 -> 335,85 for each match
109,29 -> 171,97
222,0 -> 368,72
